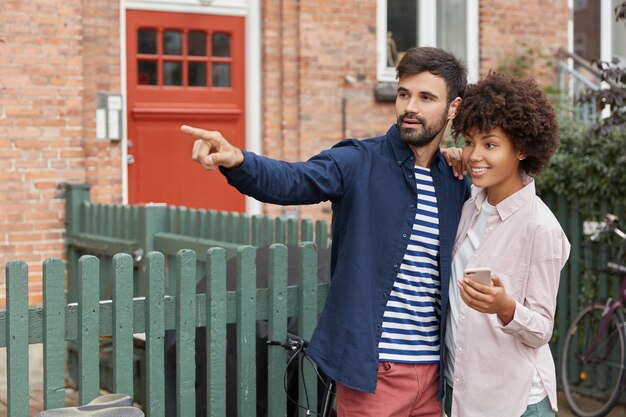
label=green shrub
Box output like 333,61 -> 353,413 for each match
535,116 -> 626,205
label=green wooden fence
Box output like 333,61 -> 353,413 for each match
2,245 -> 329,417
64,184 -> 330,302
2,183 -> 625,415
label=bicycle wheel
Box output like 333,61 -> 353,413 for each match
562,303 -> 626,417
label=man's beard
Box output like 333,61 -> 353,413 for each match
397,111 -> 449,147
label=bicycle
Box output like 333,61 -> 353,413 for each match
267,333 -> 337,417
561,213 -> 626,417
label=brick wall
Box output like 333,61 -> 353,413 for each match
480,0 -> 569,85
261,0 -> 396,222
0,0 -> 121,305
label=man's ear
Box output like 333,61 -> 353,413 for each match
447,97 -> 462,120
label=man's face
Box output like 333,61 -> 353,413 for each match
395,72 -> 458,147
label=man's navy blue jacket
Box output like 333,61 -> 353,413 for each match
222,124 -> 470,393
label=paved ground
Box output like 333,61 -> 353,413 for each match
2,346 -> 626,416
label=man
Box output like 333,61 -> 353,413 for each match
183,47 -> 470,417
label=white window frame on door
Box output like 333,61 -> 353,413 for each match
376,0 -> 480,83
119,0 -> 262,214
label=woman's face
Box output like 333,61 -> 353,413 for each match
462,126 -> 526,205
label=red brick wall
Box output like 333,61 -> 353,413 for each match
0,0 -> 121,305
260,0 -> 396,222
480,0 -> 569,85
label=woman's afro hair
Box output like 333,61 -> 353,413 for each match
451,73 -> 560,174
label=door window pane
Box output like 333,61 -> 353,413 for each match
163,61 -> 183,85
188,31 -> 207,56
212,63 -> 231,87
138,29 -> 157,54
138,60 -> 158,85
189,62 -> 207,86
387,0 -> 418,66
212,33 -> 231,57
164,30 -> 183,55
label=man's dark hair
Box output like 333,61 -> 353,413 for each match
451,73 -> 560,174
396,46 -> 468,104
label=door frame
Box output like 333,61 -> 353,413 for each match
120,0 -> 262,214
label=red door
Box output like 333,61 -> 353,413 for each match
126,10 -> 245,211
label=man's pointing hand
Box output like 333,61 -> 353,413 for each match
182,125 -> 244,171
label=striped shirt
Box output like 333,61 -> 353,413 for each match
378,165 -> 441,363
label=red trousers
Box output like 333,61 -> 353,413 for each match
336,362 -> 441,417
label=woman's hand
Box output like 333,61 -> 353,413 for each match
440,147 -> 466,180
459,275 -> 516,325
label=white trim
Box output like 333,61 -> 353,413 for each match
419,0 -> 437,47
120,0 -> 129,204
245,0 -> 262,215
600,0 -> 612,62
124,0 -> 248,15
120,0 -> 262,215
466,0 -> 480,83
376,0 -> 395,81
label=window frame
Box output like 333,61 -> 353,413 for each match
376,0 -> 480,83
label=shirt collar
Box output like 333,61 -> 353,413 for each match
386,124 -> 444,170
471,175 -> 535,221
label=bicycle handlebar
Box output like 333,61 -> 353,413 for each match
589,213 -> 626,242
267,333 -> 309,351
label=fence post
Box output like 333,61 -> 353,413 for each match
43,258 -> 66,410
237,246 -> 257,417
65,183 -> 91,303
137,204 -> 168,297
6,260 -> 29,417
206,247 -> 227,417
267,244 -> 288,417
112,253 -> 134,398
298,242 -> 318,416
145,252 -> 166,417
78,255 -> 101,405
176,250 -> 197,417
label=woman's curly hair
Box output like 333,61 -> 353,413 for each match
451,73 -> 559,174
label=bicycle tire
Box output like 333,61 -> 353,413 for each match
561,303 -> 626,417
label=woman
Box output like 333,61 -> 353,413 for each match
444,73 -> 570,417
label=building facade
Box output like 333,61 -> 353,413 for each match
2,0 -> 613,302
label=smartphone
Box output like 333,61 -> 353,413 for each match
463,267 -> 492,286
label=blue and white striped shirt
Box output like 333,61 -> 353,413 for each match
378,165 -> 441,363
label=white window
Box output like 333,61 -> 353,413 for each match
377,0 -> 479,82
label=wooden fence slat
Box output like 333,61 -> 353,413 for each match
6,260 -> 29,417
274,218 -> 286,245
554,194 -> 569,379
298,242 -> 318,416
146,252 -> 166,417
78,255 -> 100,405
113,253 -> 134,397
315,220 -> 328,249
43,258 -> 66,409
239,213 -> 251,245
237,246 -> 257,417
569,198 -> 581,326
300,219 -> 313,243
287,218 -> 298,246
207,248 -> 227,417
267,244 -> 288,417
176,250 -> 197,417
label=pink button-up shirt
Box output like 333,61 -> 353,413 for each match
449,177 -> 570,417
